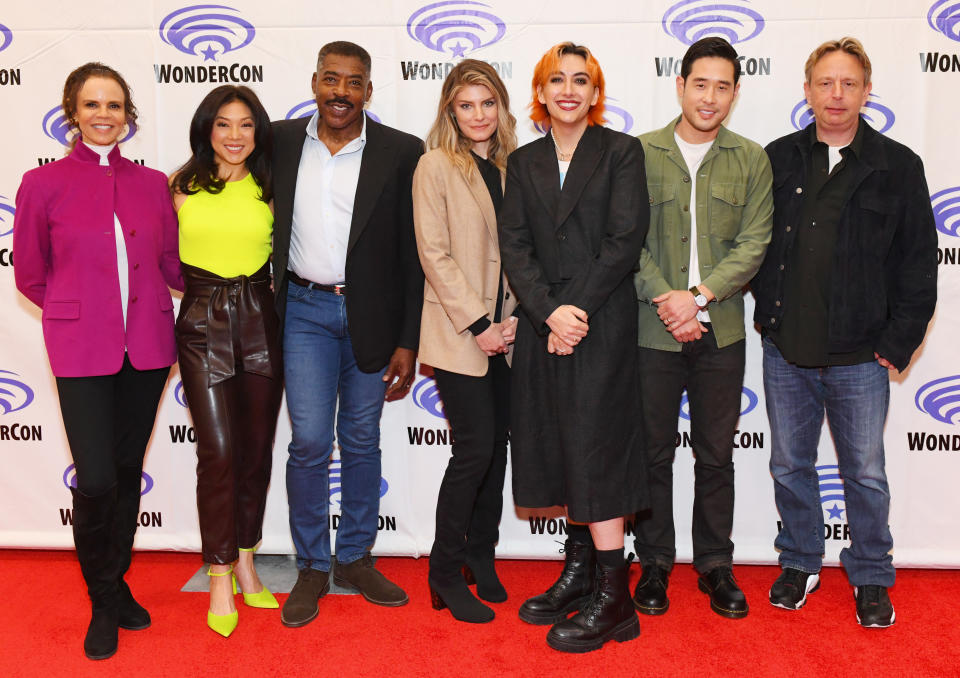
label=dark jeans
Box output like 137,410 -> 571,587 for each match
429,355 -> 509,582
634,335 -> 745,574
56,354 -> 170,496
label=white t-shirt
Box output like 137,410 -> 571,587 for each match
674,132 -> 714,322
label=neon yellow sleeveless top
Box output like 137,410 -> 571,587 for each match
178,173 -> 273,278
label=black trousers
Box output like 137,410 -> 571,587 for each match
56,355 -> 170,497
634,334 -> 745,574
429,355 -> 510,582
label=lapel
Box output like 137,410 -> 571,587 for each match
555,124 -> 604,228
530,135 -> 560,226
348,115 -> 393,255
274,118 -> 309,220
462,161 -> 499,246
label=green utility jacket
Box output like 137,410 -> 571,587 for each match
635,119 -> 773,351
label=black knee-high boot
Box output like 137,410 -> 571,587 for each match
71,486 -> 120,660
113,466 -> 150,630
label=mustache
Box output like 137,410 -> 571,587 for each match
325,97 -> 354,108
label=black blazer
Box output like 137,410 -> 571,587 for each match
498,125 -> 649,334
271,115 -> 424,373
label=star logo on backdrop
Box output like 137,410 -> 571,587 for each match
450,42 -> 467,57
201,45 -> 219,62
826,503 -> 845,520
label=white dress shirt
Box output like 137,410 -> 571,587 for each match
288,111 -> 367,285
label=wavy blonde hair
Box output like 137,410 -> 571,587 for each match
805,37 -> 872,85
425,59 -> 517,178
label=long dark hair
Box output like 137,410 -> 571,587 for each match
173,85 -> 273,202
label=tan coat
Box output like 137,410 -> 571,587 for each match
413,149 -> 516,376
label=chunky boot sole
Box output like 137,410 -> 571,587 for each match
518,594 -> 592,626
546,614 -> 640,653
698,578 -> 749,619
633,596 -> 669,616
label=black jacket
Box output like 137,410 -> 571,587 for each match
752,122 -> 937,371
271,116 -> 424,373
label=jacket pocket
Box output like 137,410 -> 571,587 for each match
647,183 -> 676,235
710,182 -> 747,239
44,300 -> 80,319
158,292 -> 174,312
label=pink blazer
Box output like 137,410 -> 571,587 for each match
13,143 -> 183,377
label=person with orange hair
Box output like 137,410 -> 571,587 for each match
499,42 -> 649,653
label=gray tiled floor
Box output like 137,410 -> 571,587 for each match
181,554 -> 362,595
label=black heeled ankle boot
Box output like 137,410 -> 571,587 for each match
518,538 -> 596,625
546,557 -> 641,653
463,550 -> 507,603
429,577 -> 494,623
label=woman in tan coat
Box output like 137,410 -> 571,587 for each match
413,59 -> 518,623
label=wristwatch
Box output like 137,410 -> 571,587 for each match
690,286 -> 709,311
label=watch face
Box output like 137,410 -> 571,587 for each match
695,294 -> 708,307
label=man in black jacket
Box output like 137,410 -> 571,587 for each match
752,37 -> 936,628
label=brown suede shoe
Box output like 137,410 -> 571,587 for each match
281,568 -> 330,627
333,554 -> 408,606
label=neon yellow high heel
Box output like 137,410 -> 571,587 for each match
236,546 -> 279,609
207,566 -> 239,638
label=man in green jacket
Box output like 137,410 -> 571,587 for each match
632,37 -> 772,620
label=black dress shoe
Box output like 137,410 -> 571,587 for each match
698,566 -> 749,619
518,539 -> 595,625
633,562 -> 669,615
546,560 -> 641,653
854,585 -> 895,628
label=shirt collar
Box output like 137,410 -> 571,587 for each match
807,118 -> 866,158
70,140 -> 122,165
305,109 -> 368,154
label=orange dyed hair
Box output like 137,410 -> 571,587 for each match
529,42 -> 606,127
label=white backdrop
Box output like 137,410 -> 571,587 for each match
1,0 -> 959,567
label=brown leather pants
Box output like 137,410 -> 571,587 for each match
176,262 -> 283,564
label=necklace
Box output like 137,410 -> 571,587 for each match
550,128 -> 574,161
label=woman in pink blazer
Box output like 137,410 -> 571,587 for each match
13,62 -> 182,661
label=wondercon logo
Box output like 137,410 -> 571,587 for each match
661,0 -> 765,46
533,97 -> 635,135
328,458 -> 389,506
283,100 -> 381,124
931,187 -> 960,237
173,380 -> 188,408
0,370 -> 35,415
679,386 -> 757,421
406,1 -> 506,58
41,105 -> 137,147
915,375 -> 960,425
0,195 -> 14,237
790,93 -> 895,134
928,0 -> 960,42
412,376 -> 446,419
817,464 -> 846,520
0,22 -> 12,53
63,464 -> 155,496
159,4 -> 255,62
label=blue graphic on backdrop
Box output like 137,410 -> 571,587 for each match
412,377 -> 446,419
817,464 -> 846,520
0,370 -> 35,415
931,187 -> 960,237
915,375 -> 960,425
0,22 -> 12,53
534,96 -> 635,135
661,0 -> 765,46
174,380 -> 188,408
407,1 -> 506,57
284,100 -> 381,124
63,463 -> 155,495
328,458 -> 389,507
790,93 -> 895,134
159,4 -> 255,62
0,195 -> 14,237
928,0 -> 960,42
679,386 -> 758,420
42,105 -> 137,147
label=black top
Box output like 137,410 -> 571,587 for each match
468,151 -> 505,336
770,121 -> 874,367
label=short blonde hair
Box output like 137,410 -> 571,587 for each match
425,59 -> 517,176
804,37 -> 872,85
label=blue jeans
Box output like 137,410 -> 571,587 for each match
284,282 -> 387,571
762,336 -> 894,587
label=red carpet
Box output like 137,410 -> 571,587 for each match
1,549 -> 957,677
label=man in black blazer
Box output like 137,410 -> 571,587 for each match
271,41 -> 423,628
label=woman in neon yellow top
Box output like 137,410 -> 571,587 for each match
170,85 -> 283,638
